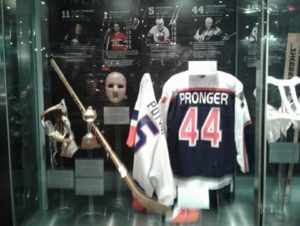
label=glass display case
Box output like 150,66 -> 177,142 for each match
0,0 -> 300,226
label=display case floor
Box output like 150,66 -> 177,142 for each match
24,195 -> 252,226
24,176 -> 300,226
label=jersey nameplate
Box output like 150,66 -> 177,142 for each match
179,91 -> 230,105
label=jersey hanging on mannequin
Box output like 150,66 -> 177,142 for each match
126,73 -> 176,206
159,61 -> 251,189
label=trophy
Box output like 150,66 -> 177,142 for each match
80,106 -> 100,150
40,99 -> 78,166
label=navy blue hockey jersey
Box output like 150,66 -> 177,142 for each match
159,70 -> 251,182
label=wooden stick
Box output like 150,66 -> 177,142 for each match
50,57 -> 171,215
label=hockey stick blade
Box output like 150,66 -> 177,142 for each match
49,58 -> 172,215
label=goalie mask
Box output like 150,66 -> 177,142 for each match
40,99 -> 78,163
105,72 -> 127,104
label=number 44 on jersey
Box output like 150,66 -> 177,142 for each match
179,107 -> 222,148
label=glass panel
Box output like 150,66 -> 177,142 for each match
2,0 -> 41,225
27,1 -> 258,226
0,2 -> 14,226
264,1 -> 300,226
2,0 -> 265,225
236,0 -> 261,225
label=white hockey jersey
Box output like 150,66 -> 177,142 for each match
159,70 -> 251,189
148,26 -> 170,43
126,73 -> 176,206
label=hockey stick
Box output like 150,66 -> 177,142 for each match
106,34 -> 110,50
283,129 -> 298,207
49,58 -> 172,215
283,34 -> 300,80
282,24 -> 300,207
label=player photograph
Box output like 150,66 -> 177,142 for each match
104,23 -> 128,50
64,23 -> 89,45
146,18 -> 171,45
193,17 -> 224,42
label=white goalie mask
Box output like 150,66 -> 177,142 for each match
105,72 -> 127,104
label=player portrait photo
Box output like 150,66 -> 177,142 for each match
146,18 -> 170,45
193,17 -> 224,42
104,23 -> 128,50
64,23 -> 89,45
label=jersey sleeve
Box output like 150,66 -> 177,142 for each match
127,73 -> 176,206
194,29 -> 201,41
158,84 -> 172,136
234,85 -> 251,173
148,133 -> 176,206
148,26 -> 155,36
146,26 -> 155,44
121,32 -> 127,41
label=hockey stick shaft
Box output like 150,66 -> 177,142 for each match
283,129 -> 298,206
106,34 -> 110,50
282,32 -> 300,207
283,33 -> 300,79
49,58 -> 171,215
